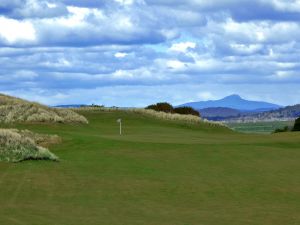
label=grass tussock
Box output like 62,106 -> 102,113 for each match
0,129 -> 60,162
75,106 -> 228,128
0,93 -> 88,124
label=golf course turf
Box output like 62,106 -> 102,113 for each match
0,110 -> 300,225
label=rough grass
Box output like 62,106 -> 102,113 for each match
0,129 -> 59,162
0,93 -> 88,124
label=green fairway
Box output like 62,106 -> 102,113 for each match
1,110 -> 300,225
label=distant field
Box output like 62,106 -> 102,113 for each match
227,120 -> 295,134
1,110 -> 300,225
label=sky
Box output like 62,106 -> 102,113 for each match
1,0 -> 300,107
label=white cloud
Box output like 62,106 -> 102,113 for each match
56,6 -> 91,27
230,43 -> 262,54
274,70 -> 296,79
196,91 -> 214,101
114,0 -> 135,5
222,19 -> 268,43
166,60 -> 185,69
270,0 -> 300,12
46,2 -> 57,9
115,52 -> 128,58
0,16 -> 36,44
112,70 -> 134,78
170,41 -> 196,53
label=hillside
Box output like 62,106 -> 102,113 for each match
0,94 -> 88,124
74,106 -> 229,129
1,109 -> 300,225
227,104 -> 300,122
179,94 -> 281,111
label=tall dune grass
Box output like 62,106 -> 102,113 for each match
0,129 -> 60,162
75,106 -> 228,128
0,94 -> 88,124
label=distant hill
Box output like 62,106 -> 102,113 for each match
200,107 -> 241,120
199,104 -> 300,122
54,104 -> 88,108
0,93 -> 88,124
179,94 -> 282,111
229,104 -> 300,122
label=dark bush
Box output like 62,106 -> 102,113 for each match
145,103 -> 201,117
273,126 -> 289,133
146,102 -> 174,113
145,104 -> 157,110
90,104 -> 104,108
293,117 -> 300,131
174,106 -> 200,117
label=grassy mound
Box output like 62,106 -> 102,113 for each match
0,94 -> 88,124
75,106 -> 228,128
0,129 -> 59,162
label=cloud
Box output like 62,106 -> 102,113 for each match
0,0 -> 300,106
169,42 -> 196,53
0,5 -> 175,47
115,52 -> 128,58
0,0 -> 68,19
166,60 -> 186,70
0,16 -> 36,44
146,0 -> 300,21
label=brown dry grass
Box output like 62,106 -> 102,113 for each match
0,93 -> 88,124
0,128 -> 59,162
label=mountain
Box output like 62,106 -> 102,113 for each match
179,94 -> 282,111
200,107 -> 241,120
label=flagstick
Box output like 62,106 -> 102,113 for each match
117,118 -> 122,135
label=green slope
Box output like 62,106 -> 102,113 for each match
0,110 -> 300,225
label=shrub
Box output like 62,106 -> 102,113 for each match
273,126 -> 290,133
174,106 -> 200,117
146,102 -> 174,113
0,129 -> 60,162
146,103 -> 201,117
293,117 -> 300,131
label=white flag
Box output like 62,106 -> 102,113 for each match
117,118 -> 121,123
